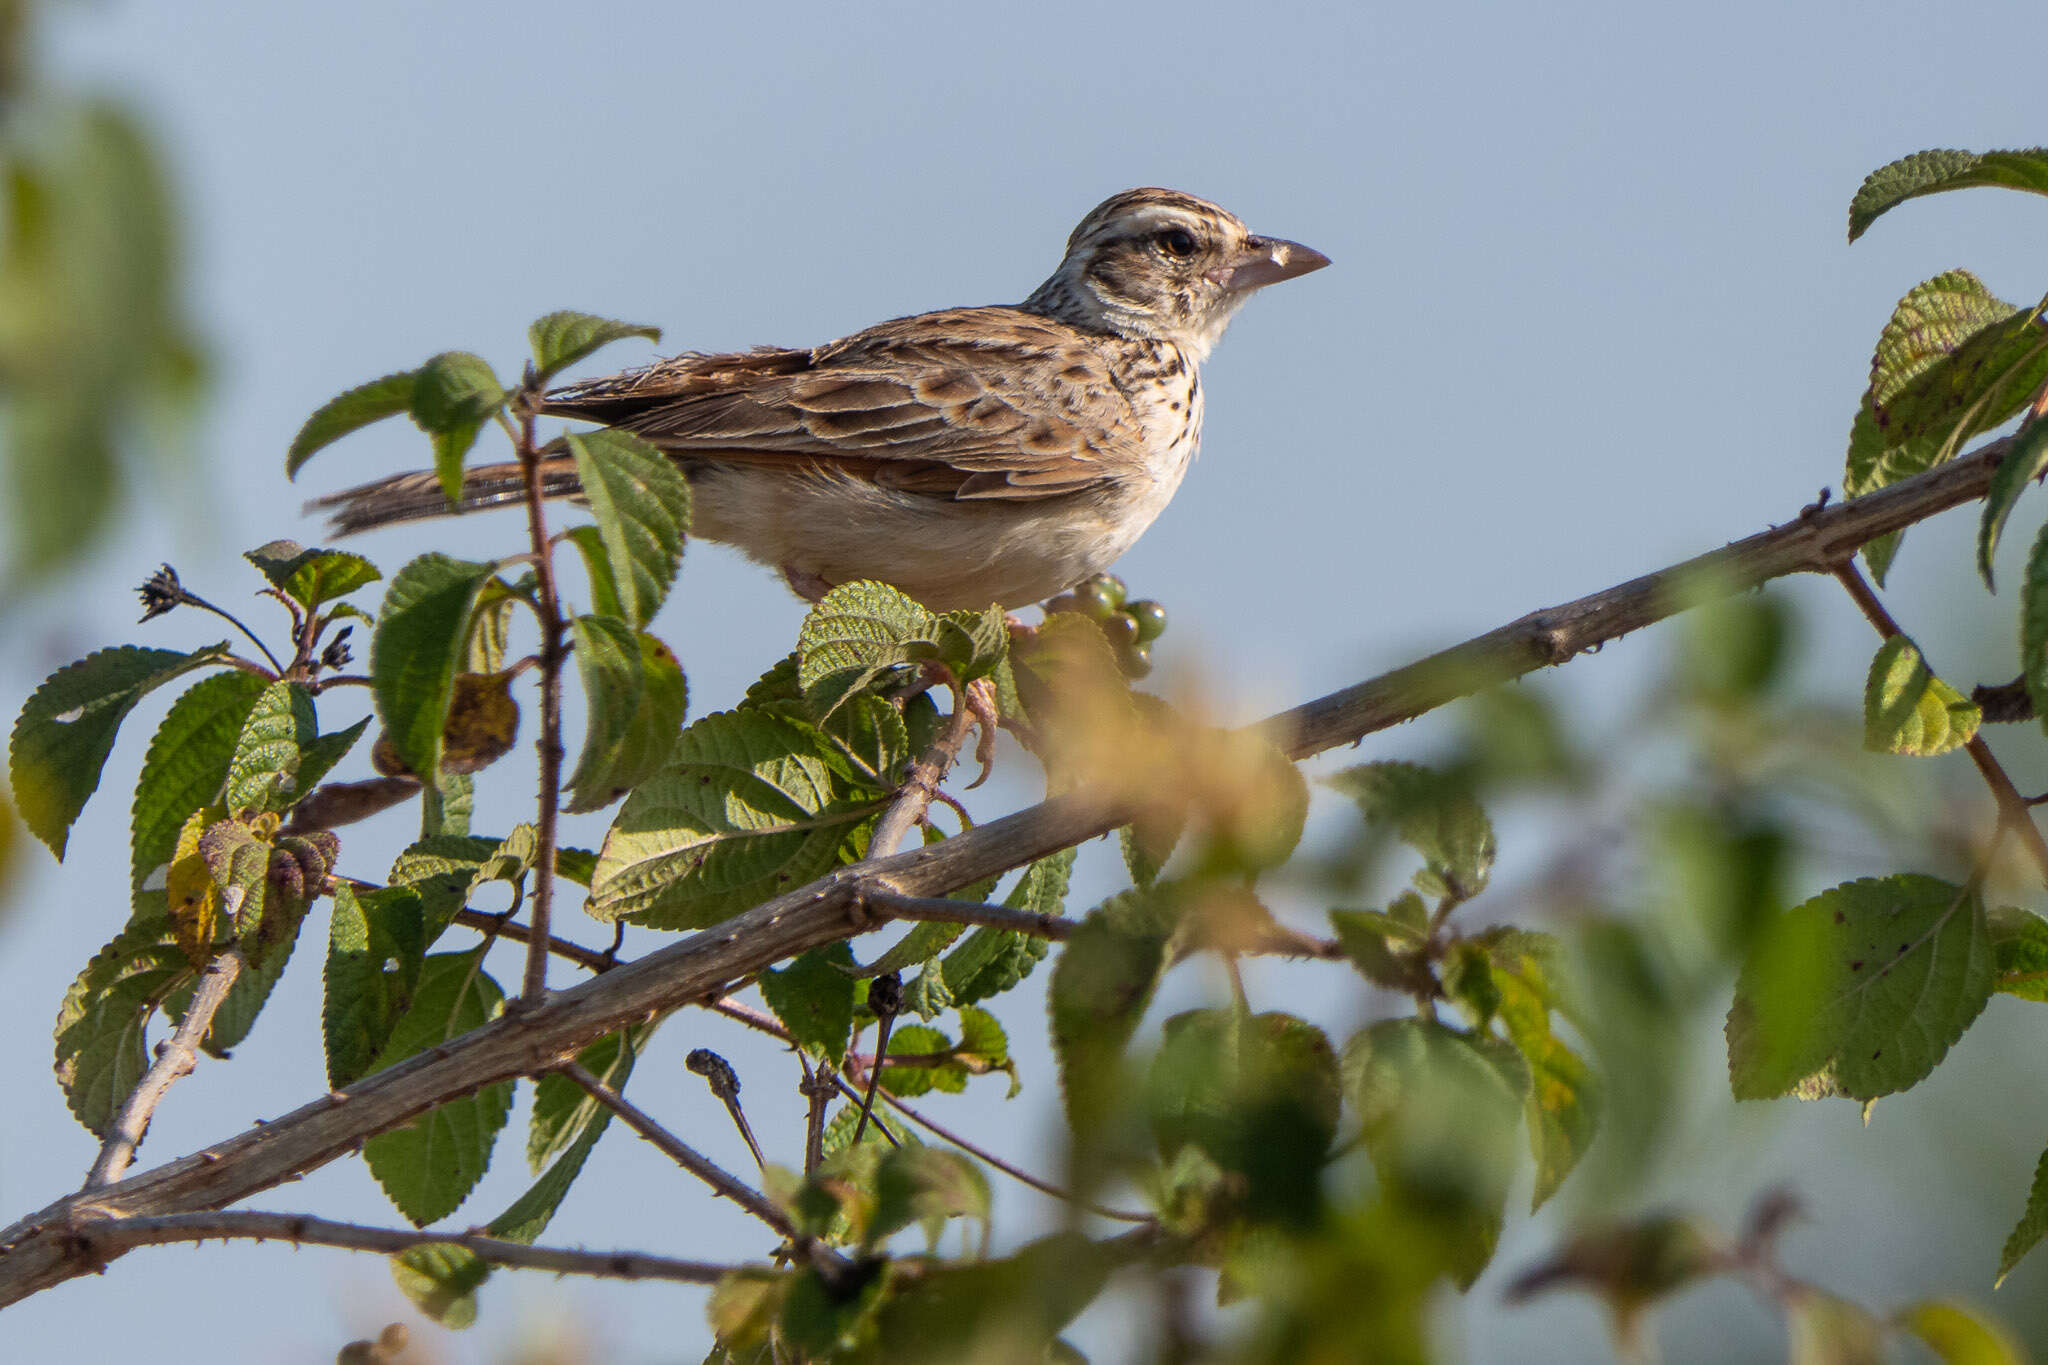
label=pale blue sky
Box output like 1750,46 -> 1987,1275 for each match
7,2 -> 2048,1360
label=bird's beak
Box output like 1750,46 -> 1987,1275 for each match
1207,235 -> 1330,291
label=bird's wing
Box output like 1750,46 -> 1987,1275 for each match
538,308 -> 1135,501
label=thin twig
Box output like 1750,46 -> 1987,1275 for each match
515,398 -> 569,1003
1830,560 -> 2048,886
84,949 -> 245,1189
870,685 -> 976,857
797,1051 -> 831,1174
451,907 -> 614,973
864,889 -> 1074,940
65,1209 -> 745,1284
557,1061 -> 797,1242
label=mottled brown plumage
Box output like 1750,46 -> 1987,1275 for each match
314,188 -> 1326,610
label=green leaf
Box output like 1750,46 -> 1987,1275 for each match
223,681 -> 316,814
243,540 -> 381,611
1329,908 -> 1430,991
563,622 -> 688,813
1727,874 -> 1993,1102
390,833 -> 498,945
407,350 -> 505,503
1342,1018 -> 1524,1286
1327,760 -> 1496,898
869,1146 -> 991,1253
564,429 -> 690,629
1786,1290 -> 1885,1365
389,1242 -> 491,1330
1490,939 -> 1599,1209
587,709 -> 864,928
2022,522 -> 2048,735
1849,148 -> 2048,242
528,310 -> 661,383
1146,1010 -> 1341,1226
933,605 -> 1009,684
361,951 -> 513,1225
295,715 -> 371,795
878,1023 -> 965,1097
323,883 -> 425,1089
1861,636 -> 1980,756
285,370 -> 416,477
2002,1142 -> 2048,1286
1976,420 -> 2048,588
760,942 -> 858,1060
797,580 -> 940,718
565,524 -> 627,622
528,1026 -> 645,1172
817,693 -> 910,792
1845,272 -> 2048,583
200,894 -> 307,1052
940,847 -> 1073,1006
11,641 -> 229,858
53,916 -> 194,1135
1989,906 -> 2048,1002
373,554 -> 497,779
129,670 -> 267,918
1893,1299 -> 2026,1364
1049,889 -> 1172,1133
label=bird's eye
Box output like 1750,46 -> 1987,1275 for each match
1155,227 -> 1198,258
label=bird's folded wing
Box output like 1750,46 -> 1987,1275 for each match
538,308 -> 1132,501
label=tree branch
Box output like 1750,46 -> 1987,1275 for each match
83,948 -> 245,1189
59,1209 -> 745,1284
0,435 -> 2015,1307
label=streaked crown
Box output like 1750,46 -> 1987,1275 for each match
1022,188 -> 1327,359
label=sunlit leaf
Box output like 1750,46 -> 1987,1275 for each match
286,370 -> 416,477
373,554 -> 496,780
1861,636 -> 1979,756
528,310 -> 661,383
1849,148 -> 2048,242
565,429 -> 690,629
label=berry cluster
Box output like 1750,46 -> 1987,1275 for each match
1043,573 -> 1168,678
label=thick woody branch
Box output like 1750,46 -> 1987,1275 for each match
59,1209 -> 742,1284
83,949 -> 245,1189
0,435 -> 2014,1307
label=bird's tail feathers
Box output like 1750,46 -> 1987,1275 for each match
306,456 -> 582,536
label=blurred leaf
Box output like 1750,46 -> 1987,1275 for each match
587,709 -> 863,928
1327,760 -> 1495,899
389,1242 -> 489,1331
407,351 -> 504,505
373,554 -> 496,779
1893,1298 -> 2026,1364
870,1146 -> 991,1253
1329,907 -> 1430,991
1677,590 -> 1791,705
361,951 -> 512,1225
529,310 -> 660,382
323,883 -> 425,1089
129,669 -> 266,920
11,641 -> 228,858
243,540 -> 381,611
1862,636 -> 1979,756
1786,1289 -> 1884,1365
1728,875 -> 1992,1101
1050,889 -> 1171,1135
565,429 -> 691,629
52,915 -> 193,1135
866,1231 -> 1122,1365
285,370 -> 416,477
1989,906 -> 2048,1002
1491,940 -> 1599,1210
2021,523 -> 2048,735
1505,1213 -> 1722,1346
1848,148 -> 2048,241
1977,420 -> 2048,588
798,580 -> 939,718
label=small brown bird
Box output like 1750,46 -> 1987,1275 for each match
316,188 -> 1327,611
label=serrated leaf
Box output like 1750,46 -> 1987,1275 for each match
565,524 -> 627,622
1849,148 -> 2048,242
941,847 -> 1073,1006
285,370 -> 416,477
1327,761 -> 1496,898
243,540 -> 382,611
202,891 -> 308,1052
2002,1143 -> 2048,1286
1976,421 -> 2048,588
528,1025 -> 645,1172
2023,522 -> 2048,735
324,883 -> 426,1089
374,554 -> 497,779
1862,636 -> 1979,756
1342,1018 -> 1522,1285
565,429 -> 690,629
390,833 -> 497,944
934,605 -> 1009,683
1893,1298 -> 2025,1364
529,310 -> 661,383
1491,943 -> 1598,1210
129,670 -> 267,918
587,709 -> 865,928
53,916 -> 194,1135
761,942 -> 858,1061
361,951 -> 513,1225
223,681 -> 316,814
1049,889 -> 1171,1132
797,580 -> 939,718
11,642 -> 229,858
563,618 -> 688,813
1727,874 -> 1992,1102
817,693 -> 909,792
406,351 -> 503,504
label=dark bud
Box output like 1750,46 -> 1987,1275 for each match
320,625 -> 354,671
686,1047 -> 741,1100
867,970 -> 903,1020
138,564 -> 188,622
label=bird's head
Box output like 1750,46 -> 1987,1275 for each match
1025,188 -> 1328,358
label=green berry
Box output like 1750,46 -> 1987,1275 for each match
1122,642 -> 1153,679
1102,612 -> 1140,648
1085,573 -> 1127,609
1076,580 -> 1118,619
1127,599 -> 1167,643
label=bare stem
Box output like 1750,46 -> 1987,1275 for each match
870,683 -> 976,857
451,906 -> 615,973
1830,560 -> 2048,886
515,402 -> 569,1003
64,1209 -> 745,1284
84,949 -> 245,1189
